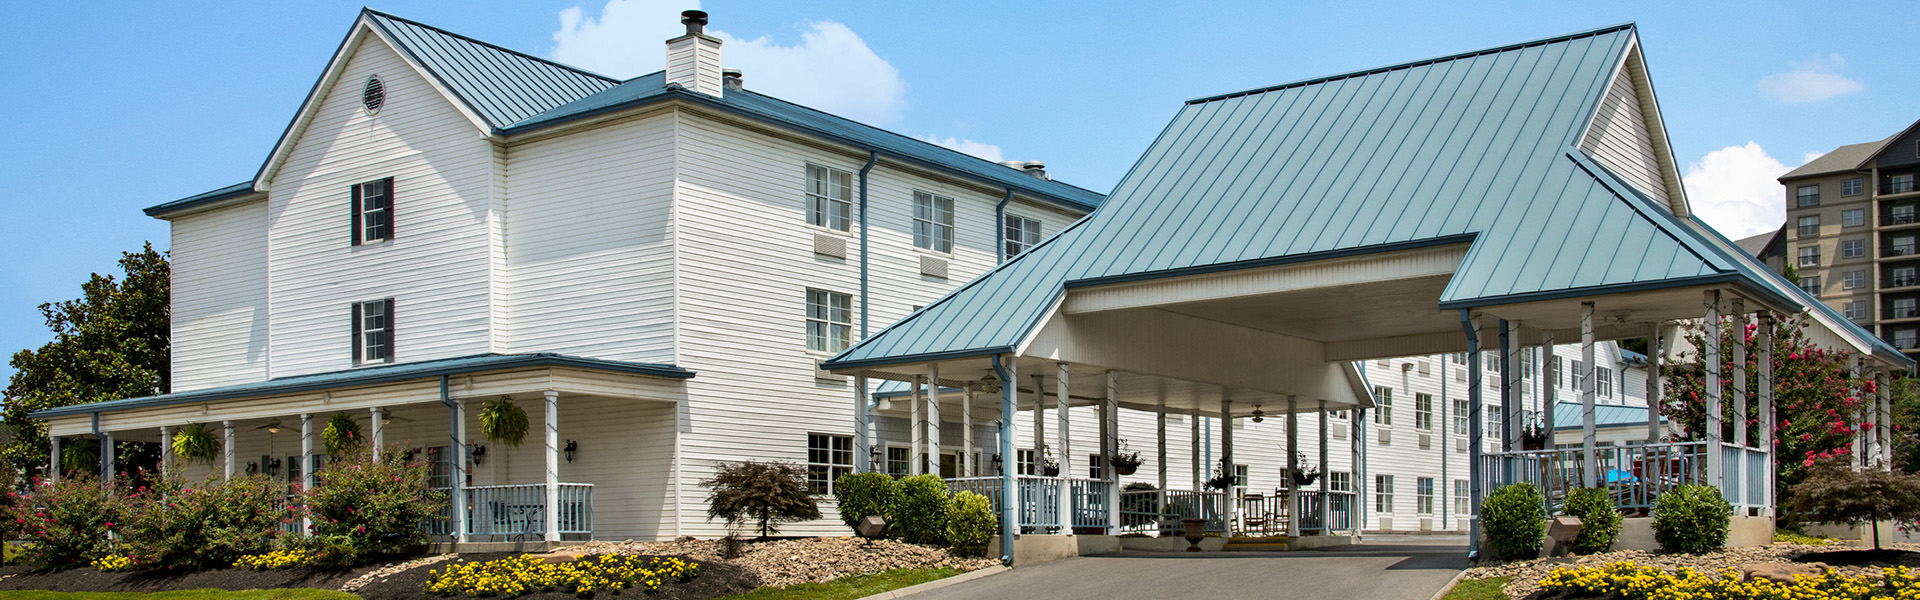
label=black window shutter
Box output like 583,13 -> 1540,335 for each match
350,184 -> 363,246
350,302 -> 363,364
381,177 -> 395,240
383,298 -> 396,363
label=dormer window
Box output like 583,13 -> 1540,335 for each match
351,178 -> 394,245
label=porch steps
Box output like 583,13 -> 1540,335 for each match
1223,535 -> 1292,551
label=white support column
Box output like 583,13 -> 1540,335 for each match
1852,359 -> 1866,470
370,407 -> 386,461
1189,405 -> 1202,492
543,390 -> 560,543
1104,371 -> 1120,534
1880,371 -> 1893,471
300,413 -> 314,532
452,399 -> 469,543
1581,302 -> 1598,488
1286,395 -> 1299,537
1647,323 -> 1663,443
223,421 -> 236,480
48,436 -> 60,484
911,376 -> 925,476
1758,313 -> 1776,515
1703,291 -> 1725,494
1505,320 -> 1523,454
1220,394 -> 1235,532
962,385 -> 975,477
1032,375 -> 1046,474
927,365 -> 942,477
100,432 -> 114,484
1543,333 -> 1556,444
1731,300 -> 1748,452
159,425 -> 174,476
855,375 -> 871,473
1157,393 -> 1169,493
1056,364 -> 1072,533
1317,399 -> 1329,535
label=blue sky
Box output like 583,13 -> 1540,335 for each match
1,1 -> 1915,380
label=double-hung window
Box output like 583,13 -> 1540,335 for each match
1414,393 -> 1433,431
806,289 -> 853,352
806,164 -> 854,231
1004,214 -> 1041,258
1844,270 -> 1866,290
1375,475 -> 1395,513
351,178 -> 394,245
1796,185 -> 1820,207
1843,209 -> 1865,228
1372,386 -> 1392,425
1596,366 -> 1614,397
351,298 -> 395,364
1843,178 -> 1864,197
1798,215 -> 1820,237
1329,471 -> 1352,493
1452,399 -> 1469,433
887,447 -> 911,477
1799,276 -> 1821,295
1799,246 -> 1820,267
1842,239 -> 1865,259
1416,477 -> 1434,515
912,191 -> 955,253
806,433 -> 853,494
1845,301 -> 1868,321
1454,480 -> 1470,515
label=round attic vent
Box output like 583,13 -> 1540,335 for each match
362,76 -> 386,114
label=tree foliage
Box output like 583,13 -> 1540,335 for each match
1482,482 -> 1546,560
2,245 -> 169,478
1561,487 -> 1623,555
1789,461 -> 1920,550
701,460 -> 820,537
1653,484 -> 1731,554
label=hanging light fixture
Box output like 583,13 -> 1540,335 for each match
1251,405 -> 1266,423
979,372 -> 1002,394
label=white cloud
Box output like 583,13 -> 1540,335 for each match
1682,142 -> 1789,239
919,135 -> 1003,163
1802,151 -> 1827,166
550,0 -> 907,125
1758,54 -> 1864,104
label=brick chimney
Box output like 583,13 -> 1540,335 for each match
665,10 -> 724,97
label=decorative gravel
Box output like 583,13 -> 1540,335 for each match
339,553 -> 456,593
573,536 -> 998,588
1462,542 -> 1920,599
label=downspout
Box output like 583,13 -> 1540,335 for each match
994,190 -> 1014,263
856,151 -> 879,472
991,354 -> 1018,566
1461,309 -> 1483,560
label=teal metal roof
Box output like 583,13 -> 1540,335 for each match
30,353 -> 692,419
1551,401 -> 1659,430
363,9 -> 619,130
143,181 -> 257,217
872,380 -> 963,399
825,23 -> 1805,370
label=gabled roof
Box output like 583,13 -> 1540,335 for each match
826,23 -> 1812,371
363,10 -> 620,129
143,181 -> 260,218
30,353 -> 693,419
1781,138 -> 1886,180
1732,230 -> 1778,259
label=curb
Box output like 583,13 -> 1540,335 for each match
856,565 -> 1011,600
1427,570 -> 1470,600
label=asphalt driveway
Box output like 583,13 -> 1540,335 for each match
908,537 -> 1468,600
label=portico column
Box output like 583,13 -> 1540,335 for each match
1104,371 -> 1120,534
1581,302 -> 1598,488
450,399 -> 469,543
1032,375 -> 1045,474
855,375 -> 871,473
300,413 -> 314,533
100,431 -> 114,484
1543,332 -> 1556,446
962,385 -> 975,477
1286,395 -> 1299,537
1647,324 -> 1663,443
1189,405 -> 1202,492
1504,320 -> 1522,455
223,420 -> 236,480
1157,393 -> 1168,493
1880,371 -> 1893,471
1318,399 -> 1330,534
1463,311 -> 1484,557
1758,314 -> 1776,515
1219,394 -> 1234,532
370,407 -> 386,461
1731,300 -> 1748,450
1703,291 -> 1725,493
928,365 -> 942,477
49,436 -> 60,483
1055,364 -> 1071,533
159,425 -> 173,476
543,390 -> 560,543
994,357 -> 1018,560
911,376 -> 924,476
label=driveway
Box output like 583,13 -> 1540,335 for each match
909,537 -> 1468,600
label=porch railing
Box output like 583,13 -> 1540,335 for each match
944,476 -> 1073,532
1294,490 -> 1356,533
462,483 -> 594,539
1480,441 -> 1709,513
1112,488 -> 1227,534
1234,492 -> 1289,536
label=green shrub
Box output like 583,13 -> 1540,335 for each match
1482,482 -> 1546,560
946,491 -> 996,557
1560,487 -> 1622,555
1653,484 -> 1730,554
833,472 -> 898,536
892,475 -> 950,546
701,460 -> 821,537
304,448 -> 446,565
7,473 -> 127,569
119,475 -> 293,571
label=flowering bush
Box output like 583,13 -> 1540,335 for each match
118,475 -> 294,571
234,549 -> 313,570
1539,561 -> 1920,600
423,554 -> 699,597
7,473 -> 129,568
304,447 -> 446,565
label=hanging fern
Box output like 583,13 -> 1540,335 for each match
172,422 -> 221,464
60,437 -> 99,473
479,396 -> 531,447
322,412 -> 362,457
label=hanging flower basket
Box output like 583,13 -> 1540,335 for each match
172,422 -> 220,464
1109,439 -> 1142,476
479,396 -> 530,448
1040,447 -> 1061,477
322,412 -> 362,457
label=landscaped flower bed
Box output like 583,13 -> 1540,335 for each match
1540,561 -> 1920,600
422,554 -> 699,597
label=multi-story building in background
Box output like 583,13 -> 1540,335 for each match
1781,119 -> 1920,355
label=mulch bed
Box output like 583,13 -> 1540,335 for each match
1796,549 -> 1920,568
0,554 -> 759,600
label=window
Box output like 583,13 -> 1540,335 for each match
1414,393 -> 1433,431
1896,206 -> 1919,226
1897,329 -> 1920,350
806,289 -> 853,352
806,434 -> 853,494
1417,477 -> 1434,515
1372,386 -> 1392,426
1519,352 -> 1535,379
1449,353 -> 1466,365
1843,209 -> 1866,227
1846,301 -> 1868,321
1484,405 -> 1499,439
1843,239 -> 1866,259
1552,355 -> 1563,388
1484,352 -> 1501,372
1897,298 -> 1918,320
1375,475 -> 1395,513
1329,471 -> 1352,492
1844,178 -> 1864,197
351,298 -> 394,364
351,178 -> 394,245
1452,398 -> 1469,433
806,164 -> 854,231
1844,270 -> 1866,290
1004,215 -> 1041,258
912,191 -> 955,253
1569,360 -> 1584,389
887,447 -> 910,477
1897,267 -> 1919,288
1895,235 -> 1919,257
1596,366 -> 1614,397
1016,449 -> 1037,476
1799,277 -> 1821,295
1891,173 -> 1917,195
1234,465 -> 1249,487
1798,215 -> 1820,237
1088,454 -> 1105,479
1799,246 -> 1820,267
1797,185 -> 1820,207
1454,479 -> 1470,515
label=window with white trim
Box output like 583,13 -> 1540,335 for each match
1375,475 -> 1395,513
351,178 -> 393,245
1004,214 -> 1041,257
887,447 -> 910,477
352,298 -> 394,364
1417,477 -> 1434,515
912,191 -> 955,253
1414,393 -> 1433,431
1017,449 -> 1037,476
1596,366 -> 1614,397
1329,471 -> 1352,492
806,433 -> 853,494
806,164 -> 854,231
1372,386 -> 1392,426
1799,276 -> 1821,295
1452,398 -> 1469,434
1845,301 -> 1868,321
1454,479 -> 1470,515
806,289 -> 853,352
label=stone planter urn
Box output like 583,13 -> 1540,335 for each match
1181,518 -> 1207,552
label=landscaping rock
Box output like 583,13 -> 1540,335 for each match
1744,562 -> 1827,583
573,536 -> 997,588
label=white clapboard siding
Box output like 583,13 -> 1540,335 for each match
503,111 -> 679,363
171,200 -> 270,392
1580,58 -> 1667,204
264,36 -> 495,379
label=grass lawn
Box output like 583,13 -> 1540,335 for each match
0,590 -> 358,600
716,567 -> 968,600
1441,576 -> 1511,600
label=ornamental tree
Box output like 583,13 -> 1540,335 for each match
1789,460 -> 1920,550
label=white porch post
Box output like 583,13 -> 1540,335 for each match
452,399 -> 469,543
962,385 -> 975,477
1286,395 -> 1299,537
1505,320 -> 1522,454
1543,333 -> 1556,446
159,425 -> 173,476
100,431 -> 114,484
1581,302 -> 1598,488
1189,405 -> 1202,492
300,413 -> 314,533
1056,364 -> 1071,533
49,436 -> 60,483
223,420 -> 236,480
1731,300 -> 1749,509
911,375 -> 925,476
855,375 -> 871,473
1703,291 -> 1725,493
1104,371 -> 1120,534
543,390 -> 560,543
370,407 -> 386,460
1220,394 -> 1234,532
1758,313 -> 1776,515
928,365 -> 942,477
1647,324 -> 1663,443
1880,371 -> 1893,470
1156,394 -> 1168,493
995,356 -> 1018,562
1032,375 -> 1046,475
1318,399 -> 1330,534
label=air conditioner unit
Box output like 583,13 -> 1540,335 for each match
813,231 -> 847,258
1420,517 -> 1434,531
1378,429 -> 1391,445
1418,433 -> 1432,449
1418,361 -> 1431,375
1333,427 -> 1347,439
1378,516 -> 1394,530
1454,369 -> 1465,382
919,255 -> 949,279
814,359 -> 846,381
1456,438 -> 1469,453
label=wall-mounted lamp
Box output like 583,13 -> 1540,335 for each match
877,398 -> 893,411
991,453 -> 1003,468
870,446 -> 884,467
470,444 -> 487,466
564,440 -> 578,463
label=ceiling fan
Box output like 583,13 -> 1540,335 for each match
252,419 -> 284,434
